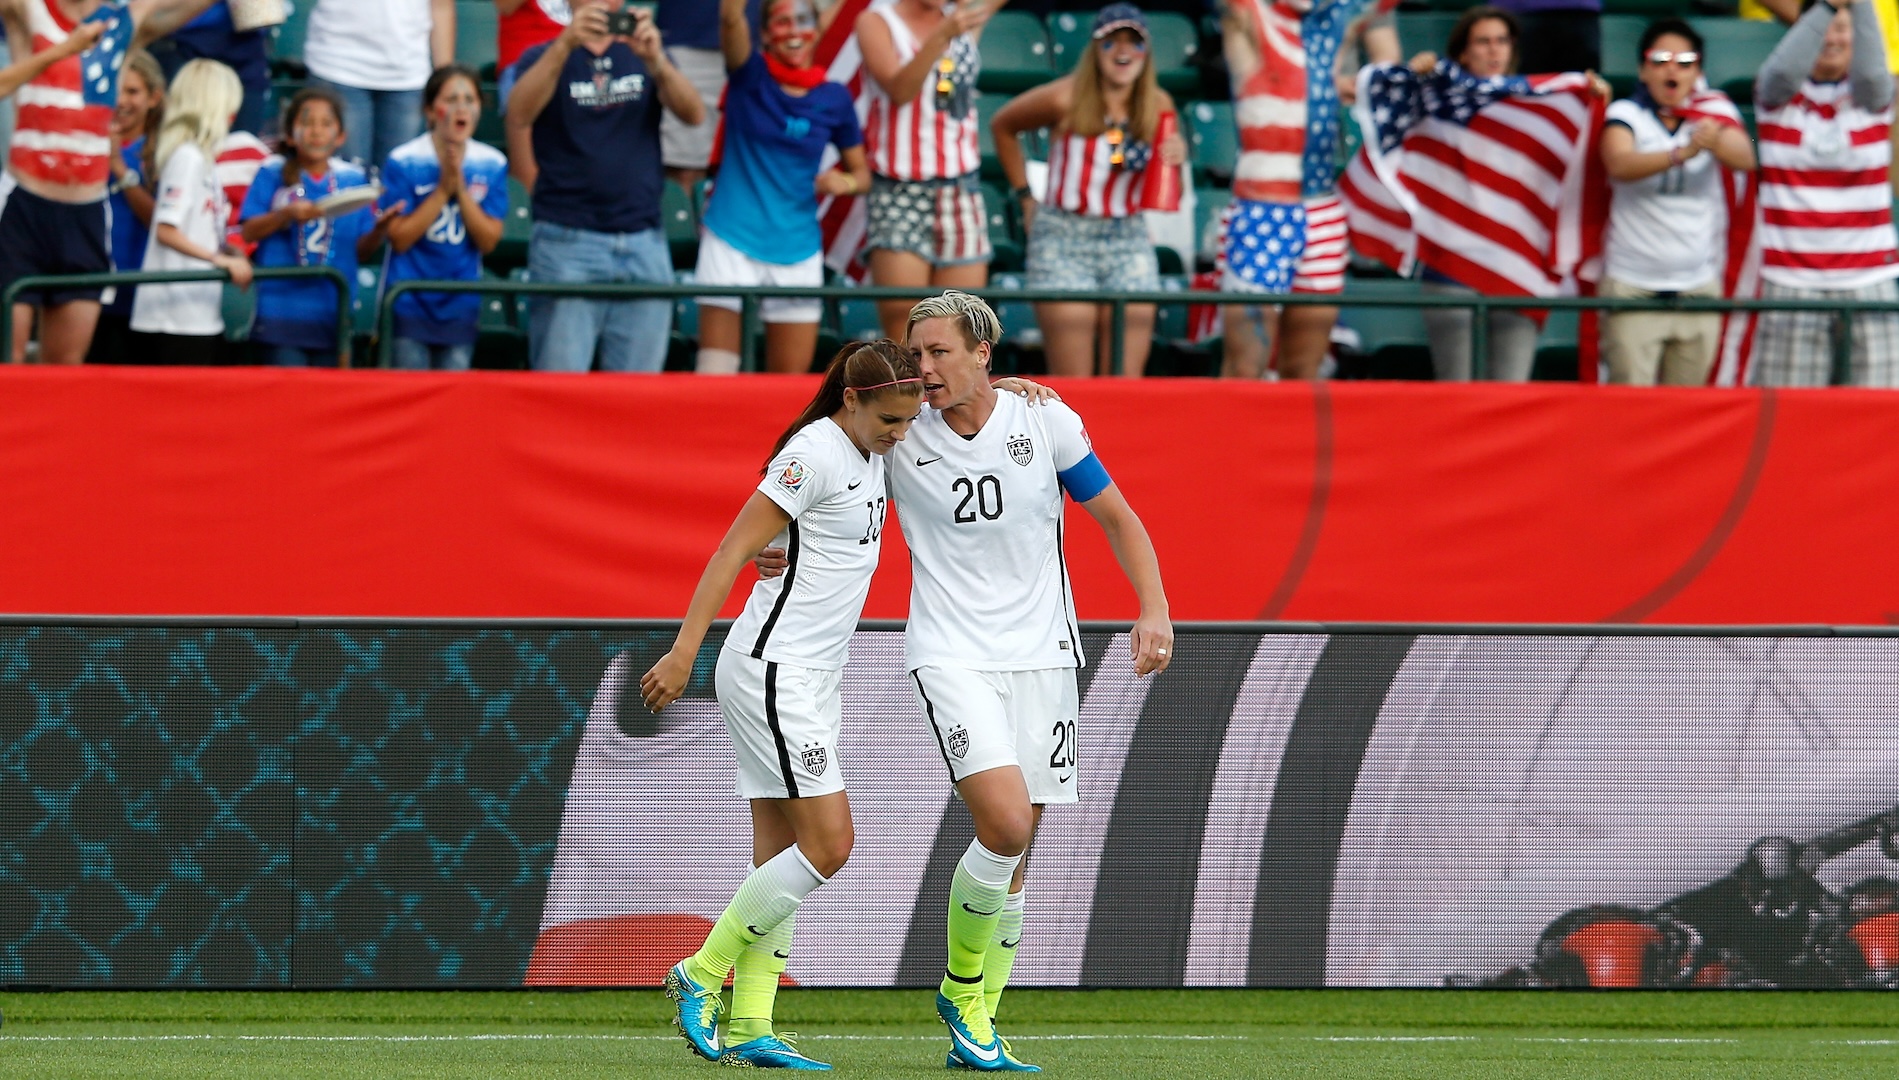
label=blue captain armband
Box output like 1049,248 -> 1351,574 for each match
1057,453 -> 1112,503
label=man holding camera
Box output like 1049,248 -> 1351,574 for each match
507,0 -> 705,373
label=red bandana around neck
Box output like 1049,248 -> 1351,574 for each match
765,52 -> 827,90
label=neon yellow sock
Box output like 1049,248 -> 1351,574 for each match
939,840 -> 1017,1033
983,890 -> 1024,1022
684,847 -> 823,989
727,912 -> 794,1045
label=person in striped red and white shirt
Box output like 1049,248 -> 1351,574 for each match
990,4 -> 1186,376
855,0 -> 997,339
1753,0 -> 1899,387
0,0 -> 223,364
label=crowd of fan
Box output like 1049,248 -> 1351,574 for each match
0,0 -> 1892,384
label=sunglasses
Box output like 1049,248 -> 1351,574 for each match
1644,50 -> 1700,67
1098,37 -> 1148,53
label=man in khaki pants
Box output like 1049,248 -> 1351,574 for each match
1597,18 -> 1757,385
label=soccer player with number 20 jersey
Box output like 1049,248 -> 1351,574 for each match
758,291 -> 1173,1072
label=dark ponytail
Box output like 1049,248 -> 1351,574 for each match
765,339 -> 923,470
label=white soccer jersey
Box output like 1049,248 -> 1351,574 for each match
892,393 -> 1105,672
726,419 -> 888,669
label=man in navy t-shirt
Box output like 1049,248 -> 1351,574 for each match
507,0 -> 705,373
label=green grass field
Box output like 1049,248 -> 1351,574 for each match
2,989 -> 1896,1079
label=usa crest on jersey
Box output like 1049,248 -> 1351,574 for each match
1007,435 -> 1034,467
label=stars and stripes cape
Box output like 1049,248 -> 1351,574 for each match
816,0 -> 884,280
1340,62 -> 1759,384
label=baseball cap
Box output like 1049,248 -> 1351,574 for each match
1092,2 -> 1150,41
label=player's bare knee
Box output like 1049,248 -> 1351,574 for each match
806,828 -> 854,878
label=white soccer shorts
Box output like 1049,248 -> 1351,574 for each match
715,648 -> 847,800
908,665 -> 1080,805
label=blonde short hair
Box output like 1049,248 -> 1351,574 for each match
906,290 -> 1003,351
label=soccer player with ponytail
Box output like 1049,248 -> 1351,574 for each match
641,339 -> 924,1071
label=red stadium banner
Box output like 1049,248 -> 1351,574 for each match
0,367 -> 1896,624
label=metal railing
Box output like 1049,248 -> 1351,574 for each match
2,268 -> 353,365
377,280 -> 1899,381
5,269 -> 1890,382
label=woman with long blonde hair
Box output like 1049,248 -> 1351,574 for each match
991,3 -> 1186,377
129,59 -> 253,366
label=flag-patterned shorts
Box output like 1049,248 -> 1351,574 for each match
1025,206 -> 1160,293
1219,198 -> 1308,295
865,174 -> 991,269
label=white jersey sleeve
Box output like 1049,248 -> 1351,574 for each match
727,420 -> 888,669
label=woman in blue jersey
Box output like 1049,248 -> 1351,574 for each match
379,64 -> 509,371
693,0 -> 870,374
240,86 -> 403,367
641,340 -> 923,1070
89,50 -> 164,365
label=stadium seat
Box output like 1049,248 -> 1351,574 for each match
269,0 -> 311,75
1046,11 -> 1092,75
1600,15 -> 1647,98
980,182 -> 1024,272
1186,100 -> 1236,185
693,177 -> 714,222
662,180 -> 698,267
977,11 -> 1053,93
1153,274 -> 1193,344
1193,184 -> 1227,270
979,93 -> 1045,182
474,81 -> 506,149
836,291 -> 883,343
1336,275 -> 1431,357
455,1 -> 500,79
671,268 -> 699,353
508,266 -> 531,329
1689,17 -> 1784,104
987,272 -> 1041,354
1146,12 -> 1201,96
221,283 -> 254,342
1394,12 -> 1462,57
351,264 -> 381,341
486,177 -> 534,274
1602,0 -> 1683,16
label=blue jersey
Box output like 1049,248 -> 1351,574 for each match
702,53 -> 862,265
106,137 -> 149,318
380,135 -> 510,346
241,156 -> 376,349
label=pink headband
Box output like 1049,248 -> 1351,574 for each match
853,378 -> 924,391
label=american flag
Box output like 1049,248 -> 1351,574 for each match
1675,93 -> 1759,389
1340,61 -> 1604,302
79,2 -> 135,108
816,0 -> 881,280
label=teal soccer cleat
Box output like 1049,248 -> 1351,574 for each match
664,960 -> 722,1061
936,992 -> 1040,1072
719,1031 -> 833,1070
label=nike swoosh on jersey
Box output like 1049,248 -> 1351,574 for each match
948,1020 -> 1001,1063
961,903 -> 1000,917
414,182 -> 437,195
916,455 -> 942,466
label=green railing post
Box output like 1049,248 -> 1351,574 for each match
1108,298 -> 1127,376
1470,296 -> 1490,381
740,294 -> 762,373
1833,308 -> 1855,387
